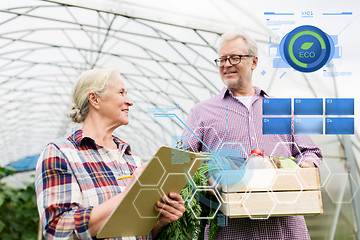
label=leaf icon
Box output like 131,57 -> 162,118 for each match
300,42 -> 314,50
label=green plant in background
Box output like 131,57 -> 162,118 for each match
0,166 -> 39,240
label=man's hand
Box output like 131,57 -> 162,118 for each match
299,161 -> 316,168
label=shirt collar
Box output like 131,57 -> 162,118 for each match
220,86 -> 269,99
70,129 -> 87,147
69,129 -> 131,152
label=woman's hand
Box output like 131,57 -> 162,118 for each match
151,192 -> 185,237
156,192 -> 185,226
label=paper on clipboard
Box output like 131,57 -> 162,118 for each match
96,146 -> 205,238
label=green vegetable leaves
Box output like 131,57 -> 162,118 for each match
280,158 -> 300,169
289,156 -> 297,164
300,42 -> 314,50
158,157 -> 220,240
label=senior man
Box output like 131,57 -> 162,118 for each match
182,32 -> 322,239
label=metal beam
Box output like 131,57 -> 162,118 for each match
343,136 -> 360,239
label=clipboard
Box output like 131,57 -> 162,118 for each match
96,146 -> 205,238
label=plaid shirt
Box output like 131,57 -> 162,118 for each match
183,87 -> 323,240
35,129 -> 151,240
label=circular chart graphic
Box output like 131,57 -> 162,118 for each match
280,25 -> 334,73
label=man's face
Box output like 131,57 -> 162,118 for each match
218,37 -> 258,90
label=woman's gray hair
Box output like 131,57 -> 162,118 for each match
68,68 -> 118,123
217,32 -> 258,56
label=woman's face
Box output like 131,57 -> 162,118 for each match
98,74 -> 133,126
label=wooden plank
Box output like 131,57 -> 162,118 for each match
220,191 -> 323,218
222,168 -> 320,193
295,167 -> 320,190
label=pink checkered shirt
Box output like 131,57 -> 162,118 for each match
183,87 -> 323,240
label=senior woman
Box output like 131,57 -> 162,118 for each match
35,69 -> 185,239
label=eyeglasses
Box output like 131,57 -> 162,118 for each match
214,55 -> 255,67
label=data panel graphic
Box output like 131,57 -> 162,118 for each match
325,98 -> 354,115
325,118 -> 354,134
263,98 -> 354,135
294,98 -> 323,115
263,99 -> 291,115
263,118 -> 292,134
294,118 -> 323,135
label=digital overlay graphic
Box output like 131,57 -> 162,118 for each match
280,25 -> 335,72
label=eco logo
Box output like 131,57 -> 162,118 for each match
280,25 -> 334,72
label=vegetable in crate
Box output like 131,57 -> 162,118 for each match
159,146 -> 300,239
249,149 -> 299,169
270,156 -> 300,169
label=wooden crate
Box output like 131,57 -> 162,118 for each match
219,168 -> 323,218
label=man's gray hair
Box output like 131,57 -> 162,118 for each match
217,32 -> 258,56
